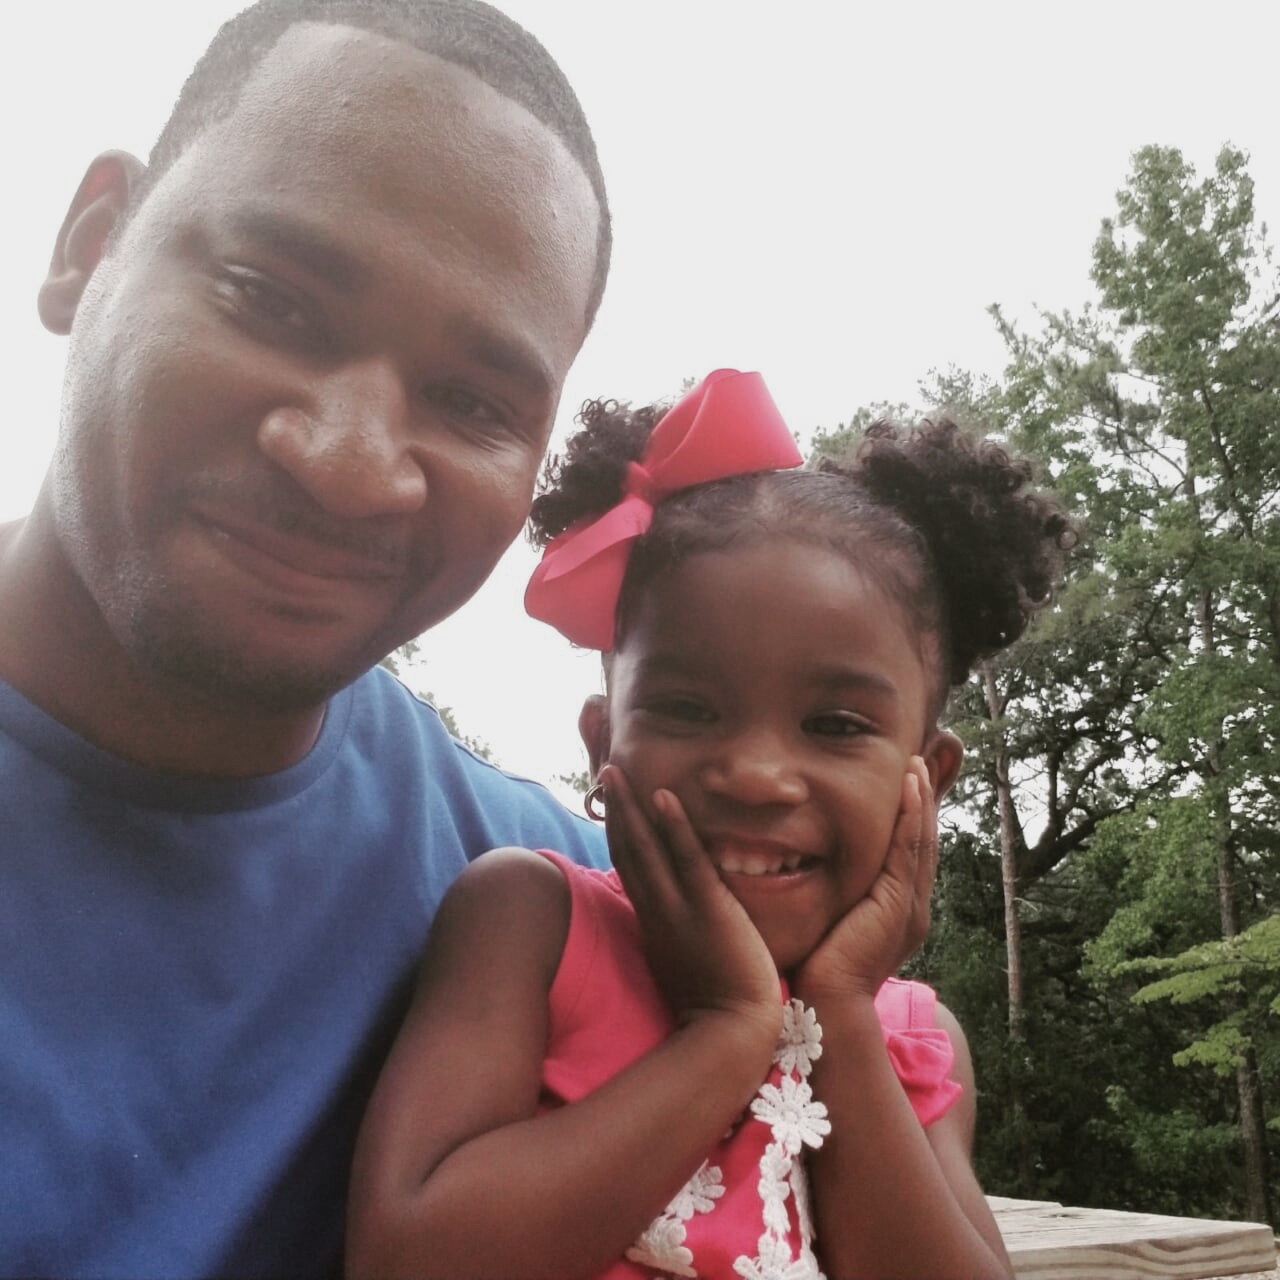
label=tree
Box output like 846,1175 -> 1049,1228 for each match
976,144 -> 1278,1222
815,145 -> 1280,1223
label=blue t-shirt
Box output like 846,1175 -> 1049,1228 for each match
0,666 -> 607,1278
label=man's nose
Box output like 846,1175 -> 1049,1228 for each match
256,360 -> 428,519
700,729 -> 809,807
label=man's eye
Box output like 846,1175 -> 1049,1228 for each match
804,711 -> 871,738
423,386 -> 514,439
216,268 -> 321,338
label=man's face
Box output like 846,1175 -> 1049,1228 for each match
48,23 -> 599,709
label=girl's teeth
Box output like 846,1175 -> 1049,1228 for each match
717,852 -> 807,877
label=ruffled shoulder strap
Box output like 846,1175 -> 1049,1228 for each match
875,978 -> 963,1128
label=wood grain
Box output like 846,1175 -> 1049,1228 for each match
988,1197 -> 1277,1280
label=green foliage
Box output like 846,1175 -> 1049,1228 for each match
557,769 -> 591,796
1128,914 -> 1280,998
1104,1084 -> 1240,1191
1171,1015 -> 1249,1074
1114,917 -> 1280,1079
1082,797 -> 1221,974
809,401 -> 915,460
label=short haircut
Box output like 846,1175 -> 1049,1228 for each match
139,0 -> 611,324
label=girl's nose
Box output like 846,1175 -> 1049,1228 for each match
257,359 -> 428,519
699,731 -> 809,807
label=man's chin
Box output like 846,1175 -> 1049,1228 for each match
134,625 -> 369,715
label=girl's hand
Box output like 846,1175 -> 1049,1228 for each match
796,757 -> 936,1004
600,764 -> 782,1045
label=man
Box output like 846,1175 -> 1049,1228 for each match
0,1 -> 610,1274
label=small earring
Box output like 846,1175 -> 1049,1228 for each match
584,782 -> 607,822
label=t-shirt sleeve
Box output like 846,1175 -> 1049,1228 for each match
874,978 -> 964,1127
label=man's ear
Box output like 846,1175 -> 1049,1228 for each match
38,151 -> 145,335
923,729 -> 964,802
578,694 -> 611,780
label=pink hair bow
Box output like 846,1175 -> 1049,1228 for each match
525,369 -> 803,651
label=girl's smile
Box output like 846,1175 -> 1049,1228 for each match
586,538 -> 961,974
704,837 -> 821,879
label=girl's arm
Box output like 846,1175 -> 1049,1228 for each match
797,763 -> 1014,1280
803,991 -> 1011,1279
346,842 -> 780,1280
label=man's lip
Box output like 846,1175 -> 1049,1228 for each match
195,508 -> 402,583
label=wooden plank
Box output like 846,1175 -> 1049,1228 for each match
988,1196 -> 1064,1213
987,1200 -> 1277,1280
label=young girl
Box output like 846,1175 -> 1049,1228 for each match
347,370 -> 1073,1280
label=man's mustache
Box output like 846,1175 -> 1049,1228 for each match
178,475 -> 414,570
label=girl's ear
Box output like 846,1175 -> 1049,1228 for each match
39,151 -> 145,335
923,729 -> 964,802
578,695 -> 611,780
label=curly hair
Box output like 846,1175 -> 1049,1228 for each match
828,418 -> 1077,678
529,396 -> 666,541
530,399 -> 1077,713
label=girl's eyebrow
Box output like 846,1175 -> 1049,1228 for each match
633,653 -> 901,702
631,652 -> 708,678
813,666 -> 901,700
819,665 -> 901,696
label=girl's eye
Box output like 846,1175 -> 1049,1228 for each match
215,267 -> 324,343
643,696 -> 715,725
804,711 -> 871,738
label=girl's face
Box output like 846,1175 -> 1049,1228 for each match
585,540 -> 962,974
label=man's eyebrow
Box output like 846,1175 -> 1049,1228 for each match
229,209 -> 369,294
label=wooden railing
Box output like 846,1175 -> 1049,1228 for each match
989,1196 -> 1277,1279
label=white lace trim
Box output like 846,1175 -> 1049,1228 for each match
626,1160 -> 725,1276
628,999 -> 829,1279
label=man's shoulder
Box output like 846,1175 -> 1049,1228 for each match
350,665 -> 538,786
350,666 -> 609,869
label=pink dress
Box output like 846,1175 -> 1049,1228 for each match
537,852 -> 963,1280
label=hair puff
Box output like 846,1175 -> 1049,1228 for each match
826,417 -> 1077,686
528,398 -> 667,546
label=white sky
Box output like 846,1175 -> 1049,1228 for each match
4,1 -> 1278,800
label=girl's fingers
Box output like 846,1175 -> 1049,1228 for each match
600,765 -> 673,910
876,760 -> 933,945
600,768 -> 739,928
882,762 -> 924,890
600,767 -> 716,914
800,758 -> 940,993
650,788 -> 721,898
598,768 -> 778,1022
908,758 -> 938,937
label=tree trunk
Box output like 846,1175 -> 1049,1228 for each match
1236,1047 -> 1271,1224
984,663 -> 1034,1192
1202,581 -> 1272,1224
1213,818 -> 1272,1223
